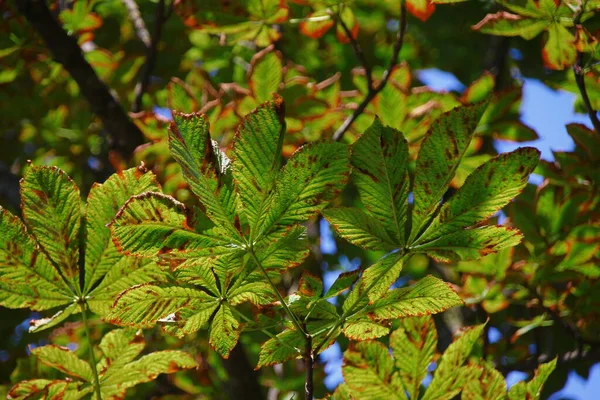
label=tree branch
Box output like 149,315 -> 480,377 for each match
338,14 -> 373,90
304,330 -> 314,400
132,0 -> 169,113
220,344 -> 265,400
333,3 -> 407,141
16,0 -> 145,158
573,52 -> 600,134
572,1 -> 600,134
497,346 -> 600,375
121,0 -> 151,47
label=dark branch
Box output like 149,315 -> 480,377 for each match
220,344 -> 264,400
497,346 -> 600,375
16,0 -> 145,158
338,14 -> 373,90
572,3 -> 600,134
333,3 -> 407,141
573,52 -> 600,134
304,332 -> 314,400
132,0 -> 169,113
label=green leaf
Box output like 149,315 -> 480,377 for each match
422,324 -> 485,400
97,329 -> 145,371
342,319 -> 390,340
298,271 -> 324,298
8,379 -> 55,400
161,297 -> 220,338
29,303 -> 78,333
507,358 -> 557,400
323,207 -> 397,251
366,275 -> 463,321
209,304 -> 241,358
168,112 -> 240,239
390,316 -> 437,400
472,12 -> 549,40
232,96 -> 285,235
249,48 -> 283,102
109,191 -> 234,258
254,225 -> 310,270
100,350 -> 197,398
542,23 -> 576,70
343,341 -> 407,399
351,118 -> 410,245
463,364 -> 506,400
87,259 -> 169,316
324,270 -> 360,299
167,77 -> 198,113
462,72 -> 495,104
256,329 -> 303,368
21,166 -> 82,293
359,252 -> 405,303
84,166 -> 160,292
32,346 -> 93,382
258,141 -> 350,237
415,147 -> 540,244
416,225 -> 523,262
108,284 -> 215,328
410,103 -> 487,243
228,272 -> 276,305
0,208 -> 71,310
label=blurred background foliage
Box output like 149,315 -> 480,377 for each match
0,0 -> 599,398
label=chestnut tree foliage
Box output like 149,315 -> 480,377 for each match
0,0 -> 599,399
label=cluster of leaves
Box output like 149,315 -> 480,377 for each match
0,165 -> 197,398
1,0 -> 599,398
8,329 -> 197,400
333,316 -> 557,400
2,94 -> 541,398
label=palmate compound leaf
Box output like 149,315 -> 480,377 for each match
337,322 -> 484,400
0,165 -> 167,330
421,324 -> 486,400
409,102 -> 488,243
9,329 -> 197,400
335,318 -> 556,400
406,106 -> 539,262
413,147 -> 540,245
107,279 -> 244,358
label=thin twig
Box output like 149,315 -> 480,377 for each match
17,0 -> 145,158
572,0 -> 600,133
81,303 -> 102,400
332,3 -> 407,141
573,52 -> 600,133
121,0 -> 151,47
313,253 -> 408,354
304,328 -> 314,400
248,249 -> 307,336
132,0 -> 168,112
338,13 -> 373,90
